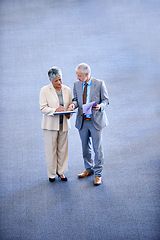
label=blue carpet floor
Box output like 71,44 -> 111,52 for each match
0,0 -> 160,239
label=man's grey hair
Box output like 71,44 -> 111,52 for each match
48,67 -> 62,81
75,63 -> 91,76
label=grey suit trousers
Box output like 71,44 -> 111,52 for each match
79,119 -> 104,176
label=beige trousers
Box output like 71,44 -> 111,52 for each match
43,125 -> 68,178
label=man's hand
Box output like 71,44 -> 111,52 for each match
55,105 -> 65,112
68,104 -> 75,111
92,104 -> 101,111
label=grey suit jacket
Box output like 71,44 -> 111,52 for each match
72,77 -> 109,130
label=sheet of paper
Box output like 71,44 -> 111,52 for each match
53,111 -> 76,115
82,101 -> 97,115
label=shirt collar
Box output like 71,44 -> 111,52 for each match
83,77 -> 92,86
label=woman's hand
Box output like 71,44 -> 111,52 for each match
64,113 -> 71,119
55,105 -> 65,112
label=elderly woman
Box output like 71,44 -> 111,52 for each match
39,67 -> 72,182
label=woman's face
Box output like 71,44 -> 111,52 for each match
51,77 -> 62,89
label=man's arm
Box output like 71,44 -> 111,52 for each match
92,80 -> 109,111
99,80 -> 109,111
68,83 -> 78,110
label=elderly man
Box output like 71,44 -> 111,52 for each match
68,63 -> 109,185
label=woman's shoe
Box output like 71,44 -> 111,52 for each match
49,178 -> 55,182
57,174 -> 68,181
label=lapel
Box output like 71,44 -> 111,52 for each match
89,78 -> 96,102
77,81 -> 83,105
61,85 -> 67,108
49,83 -> 59,103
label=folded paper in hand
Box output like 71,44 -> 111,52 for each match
83,101 -> 97,115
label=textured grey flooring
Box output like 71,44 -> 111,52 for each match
0,0 -> 160,240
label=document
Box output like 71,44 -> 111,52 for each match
83,101 -> 97,115
53,111 -> 76,115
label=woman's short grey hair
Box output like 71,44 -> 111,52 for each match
75,63 -> 91,76
48,67 -> 62,81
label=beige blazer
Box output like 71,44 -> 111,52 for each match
39,83 -> 72,131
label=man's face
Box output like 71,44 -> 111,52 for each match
76,70 -> 88,82
51,77 -> 62,89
